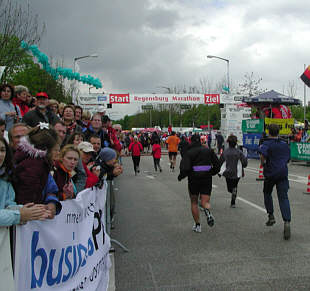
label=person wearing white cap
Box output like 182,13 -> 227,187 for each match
77,142 -> 99,188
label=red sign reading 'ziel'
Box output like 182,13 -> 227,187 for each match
204,94 -> 220,104
109,94 -> 130,104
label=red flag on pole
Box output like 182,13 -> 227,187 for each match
300,65 -> 310,87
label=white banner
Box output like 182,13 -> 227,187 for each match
78,94 -> 108,105
77,93 -> 248,106
77,93 -> 225,105
0,227 -> 15,291
15,187 -> 111,291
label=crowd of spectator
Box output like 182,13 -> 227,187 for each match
0,83 -> 123,246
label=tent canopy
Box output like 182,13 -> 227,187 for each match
242,90 -> 301,105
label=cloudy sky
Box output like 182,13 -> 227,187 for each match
28,0 -> 310,118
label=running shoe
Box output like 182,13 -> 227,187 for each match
266,214 -> 276,226
192,224 -> 201,233
283,221 -> 291,240
204,208 -> 215,227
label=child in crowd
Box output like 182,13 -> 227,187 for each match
13,123 -> 62,217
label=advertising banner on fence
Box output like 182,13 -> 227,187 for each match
242,119 -> 264,133
265,118 -> 294,135
15,187 -> 111,291
290,142 -> 310,161
0,228 -> 15,291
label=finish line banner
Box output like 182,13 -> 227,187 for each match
78,93 -> 221,105
14,187 -> 111,291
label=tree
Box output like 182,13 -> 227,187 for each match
0,0 -> 45,80
7,61 -> 71,103
286,80 -> 297,98
238,72 -> 266,97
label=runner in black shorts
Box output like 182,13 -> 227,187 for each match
178,134 -> 220,233
166,132 -> 180,171
188,176 -> 212,197
168,151 -> 177,159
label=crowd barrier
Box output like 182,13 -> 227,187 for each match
1,179 -> 127,291
105,180 -> 129,252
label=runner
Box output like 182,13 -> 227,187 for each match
152,138 -> 162,172
166,131 -> 180,172
219,135 -> 248,207
258,124 -> 291,240
128,136 -> 143,175
178,134 -> 220,233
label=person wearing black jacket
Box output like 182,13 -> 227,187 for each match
178,135 -> 190,158
22,92 -> 59,127
178,134 -> 220,233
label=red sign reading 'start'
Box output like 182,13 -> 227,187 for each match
204,94 -> 220,104
109,94 -> 130,104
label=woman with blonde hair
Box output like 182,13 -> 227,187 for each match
52,144 -> 80,200
58,102 -> 66,118
48,99 -> 59,115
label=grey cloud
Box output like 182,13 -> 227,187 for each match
145,8 -> 179,30
22,0 -> 310,109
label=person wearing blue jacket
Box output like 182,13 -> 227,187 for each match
258,124 -> 291,240
0,135 -> 50,290
0,135 -> 50,226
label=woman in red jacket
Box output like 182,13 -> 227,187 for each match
128,136 -> 143,175
152,138 -> 162,172
13,85 -> 29,117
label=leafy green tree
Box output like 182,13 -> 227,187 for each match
7,61 -> 71,103
0,0 -> 45,80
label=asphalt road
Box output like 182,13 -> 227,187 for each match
112,155 -> 310,291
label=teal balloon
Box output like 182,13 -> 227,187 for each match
20,41 -> 103,88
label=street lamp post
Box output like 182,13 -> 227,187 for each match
73,54 -> 98,104
207,55 -> 230,93
73,54 -> 98,73
304,64 -> 307,125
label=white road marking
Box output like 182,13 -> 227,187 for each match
236,196 -> 266,213
213,182 -> 265,212
146,175 -> 155,179
245,167 -> 308,184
